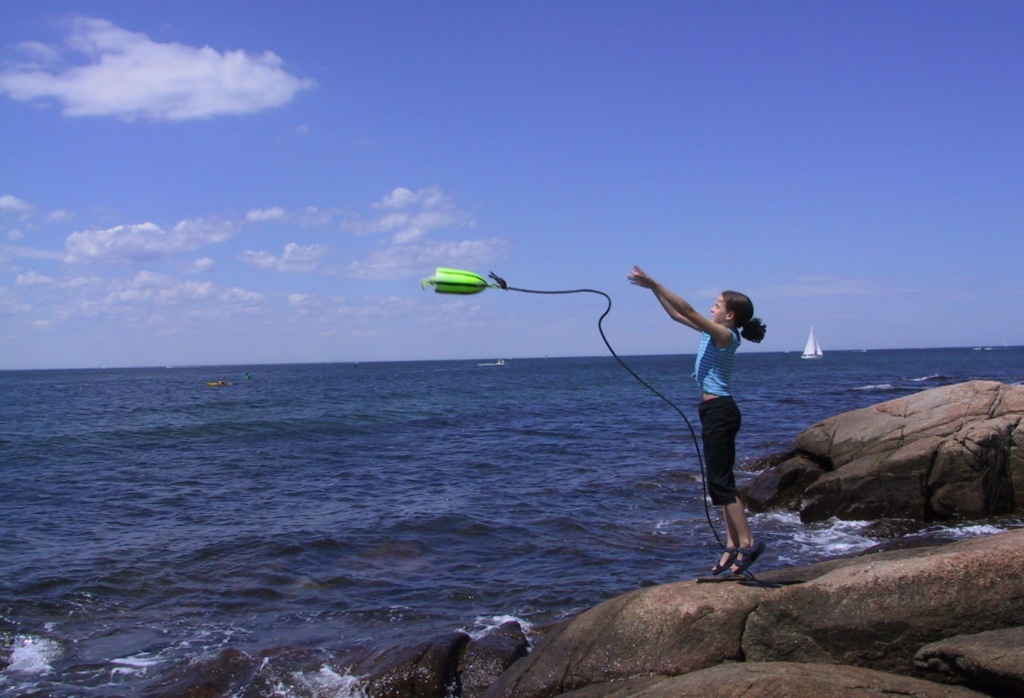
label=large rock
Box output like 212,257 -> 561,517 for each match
354,632 -> 471,698
558,662 -> 989,697
460,622 -> 531,698
915,626 -> 1024,696
143,647 -> 259,697
742,381 -> 1024,522
483,582 -> 770,698
742,530 -> 1024,676
483,529 -> 1024,698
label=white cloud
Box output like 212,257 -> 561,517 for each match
0,17 -> 315,121
349,239 -> 509,281
16,271 -> 53,286
0,285 -> 31,314
0,194 -> 34,218
375,187 -> 422,210
353,186 -> 475,244
64,217 -> 237,263
770,274 -> 897,298
101,271 -> 263,308
9,40 -> 62,68
6,245 -> 67,262
191,257 -> 215,273
246,207 -> 287,223
240,242 -> 329,272
245,205 -> 341,227
222,286 -> 263,303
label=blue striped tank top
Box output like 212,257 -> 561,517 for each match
693,328 -> 740,396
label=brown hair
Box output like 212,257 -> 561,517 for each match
722,291 -> 766,343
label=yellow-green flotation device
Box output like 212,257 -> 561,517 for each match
421,267 -> 498,295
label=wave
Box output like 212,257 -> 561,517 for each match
462,614 -> 536,642
755,512 -> 879,566
852,383 -> 896,392
2,633 -> 62,676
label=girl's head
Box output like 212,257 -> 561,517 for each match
721,291 -> 767,343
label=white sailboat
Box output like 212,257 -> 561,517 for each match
801,327 -> 823,359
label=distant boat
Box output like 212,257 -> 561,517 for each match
801,327 -> 823,359
477,359 -> 507,366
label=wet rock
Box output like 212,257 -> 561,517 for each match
460,622 -> 530,698
741,453 -> 824,511
143,647 -> 258,698
354,631 -> 471,698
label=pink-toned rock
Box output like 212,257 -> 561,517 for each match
483,582 -> 769,698
559,662 -> 989,698
915,626 -> 1024,695
742,530 -> 1024,677
742,381 -> 1024,522
483,530 -> 1024,698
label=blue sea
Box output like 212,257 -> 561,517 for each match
3,348 -> 1023,696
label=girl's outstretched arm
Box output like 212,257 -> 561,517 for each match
628,266 -> 733,346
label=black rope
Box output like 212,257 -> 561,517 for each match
490,273 -> 725,549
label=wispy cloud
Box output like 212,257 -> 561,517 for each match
88,271 -> 263,316
351,186 -> 476,244
0,195 -> 35,218
6,186 -> 509,355
349,239 -> 509,281
64,218 -> 237,263
0,17 -> 315,121
768,274 -> 902,298
245,206 -> 342,227
240,242 -> 330,273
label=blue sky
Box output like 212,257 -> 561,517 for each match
2,1 -> 1021,370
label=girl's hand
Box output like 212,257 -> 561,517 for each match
627,265 -> 655,288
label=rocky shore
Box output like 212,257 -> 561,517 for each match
483,528 -> 1024,698
146,380 -> 1023,698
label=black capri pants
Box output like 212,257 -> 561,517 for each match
697,396 -> 742,506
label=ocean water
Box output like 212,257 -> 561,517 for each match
2,348 -> 1023,696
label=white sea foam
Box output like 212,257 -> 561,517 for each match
6,634 -> 61,675
756,512 -> 1023,570
919,523 -> 1008,539
464,614 -> 534,640
754,512 -> 878,566
287,664 -> 367,698
110,650 -> 164,677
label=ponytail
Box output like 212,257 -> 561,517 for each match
740,317 -> 767,344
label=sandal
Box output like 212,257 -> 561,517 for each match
731,540 -> 766,575
711,547 -> 739,575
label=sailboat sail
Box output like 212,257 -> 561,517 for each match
802,327 -> 823,359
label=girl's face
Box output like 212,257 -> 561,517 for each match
710,296 -> 734,326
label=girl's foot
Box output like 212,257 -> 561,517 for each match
730,540 -> 766,575
711,548 -> 738,575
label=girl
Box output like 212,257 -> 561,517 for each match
627,265 -> 767,576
